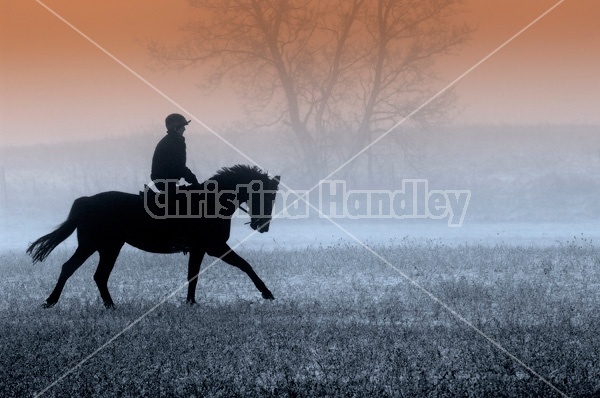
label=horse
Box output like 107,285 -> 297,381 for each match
27,164 -> 280,309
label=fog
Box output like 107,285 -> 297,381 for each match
3,1 -> 600,254
2,124 -> 600,252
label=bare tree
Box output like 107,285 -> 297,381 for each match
149,0 -> 471,184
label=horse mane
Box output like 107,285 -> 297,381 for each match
208,164 -> 272,186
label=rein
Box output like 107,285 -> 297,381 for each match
239,204 -> 252,225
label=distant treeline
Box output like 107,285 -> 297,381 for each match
1,124 -> 599,222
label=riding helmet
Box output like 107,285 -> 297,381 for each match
165,113 -> 191,131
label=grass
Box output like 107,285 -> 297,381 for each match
1,239 -> 599,397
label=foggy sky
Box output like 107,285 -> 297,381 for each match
1,0 -> 599,146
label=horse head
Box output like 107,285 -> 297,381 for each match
210,165 -> 281,232
247,175 -> 280,233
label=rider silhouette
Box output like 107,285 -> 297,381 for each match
151,113 -> 199,192
145,114 -> 200,247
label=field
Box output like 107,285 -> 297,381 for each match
1,240 -> 599,397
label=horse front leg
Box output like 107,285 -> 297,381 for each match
186,250 -> 205,305
208,244 -> 274,300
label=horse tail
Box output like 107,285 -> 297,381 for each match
27,196 -> 89,263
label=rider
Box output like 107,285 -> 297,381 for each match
151,113 -> 200,192
144,113 -> 201,250
145,113 -> 200,223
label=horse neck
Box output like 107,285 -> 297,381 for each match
212,172 -> 263,192
210,174 -> 260,214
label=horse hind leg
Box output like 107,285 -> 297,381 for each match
94,244 -> 123,309
44,245 -> 95,308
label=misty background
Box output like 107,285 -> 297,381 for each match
2,123 -> 600,251
2,124 -> 600,222
2,1 -> 600,250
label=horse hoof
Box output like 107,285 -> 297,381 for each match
103,302 -> 116,310
42,301 -> 56,309
186,299 -> 196,306
262,292 -> 275,300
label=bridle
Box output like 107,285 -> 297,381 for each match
238,179 -> 279,227
238,203 -> 252,225
238,204 -> 250,214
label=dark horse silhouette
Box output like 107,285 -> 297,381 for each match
27,164 -> 280,308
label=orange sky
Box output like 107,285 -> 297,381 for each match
1,0 -> 599,146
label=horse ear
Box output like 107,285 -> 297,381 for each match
274,175 -> 281,184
